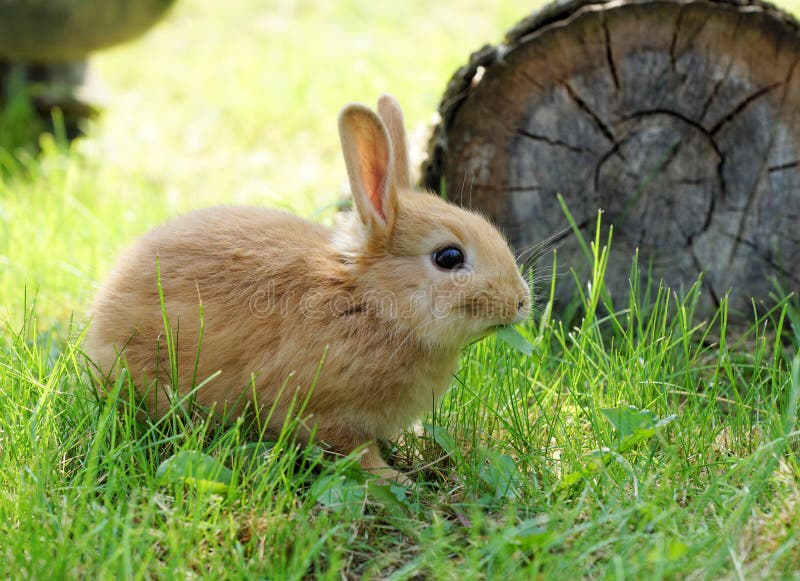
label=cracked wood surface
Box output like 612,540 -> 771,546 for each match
424,0 -> 800,320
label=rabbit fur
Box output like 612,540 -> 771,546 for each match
85,95 -> 531,481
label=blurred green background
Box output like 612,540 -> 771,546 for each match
1,0 -> 799,324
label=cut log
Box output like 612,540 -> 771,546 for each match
424,0 -> 800,321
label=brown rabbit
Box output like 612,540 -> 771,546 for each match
85,95 -> 530,482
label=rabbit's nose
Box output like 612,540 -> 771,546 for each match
513,294 -> 531,324
517,292 -> 531,315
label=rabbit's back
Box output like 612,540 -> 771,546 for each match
86,206 -> 333,415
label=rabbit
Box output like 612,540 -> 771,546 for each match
85,94 -> 531,483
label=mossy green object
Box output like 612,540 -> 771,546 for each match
0,0 -> 177,61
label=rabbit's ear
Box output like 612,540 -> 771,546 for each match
339,104 -> 397,237
377,94 -> 411,190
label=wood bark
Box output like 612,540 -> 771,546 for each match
423,0 -> 800,321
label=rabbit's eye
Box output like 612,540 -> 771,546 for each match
433,246 -> 465,270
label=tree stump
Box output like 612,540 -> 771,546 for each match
423,0 -> 800,321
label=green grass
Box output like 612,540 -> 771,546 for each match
2,0 -> 800,578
